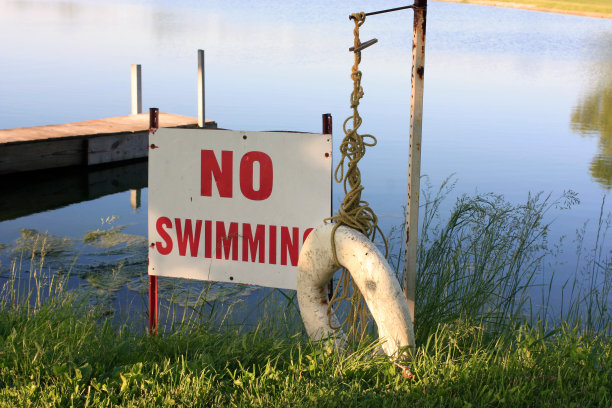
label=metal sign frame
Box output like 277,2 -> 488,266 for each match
147,111 -> 333,333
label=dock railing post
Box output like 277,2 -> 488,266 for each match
403,0 -> 427,327
131,64 -> 142,115
197,49 -> 205,128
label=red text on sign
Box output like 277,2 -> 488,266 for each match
154,216 -> 313,267
201,150 -> 273,201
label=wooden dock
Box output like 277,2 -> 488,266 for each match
0,112 -> 217,175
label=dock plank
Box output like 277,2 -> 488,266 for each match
0,112 -> 216,175
0,138 -> 86,174
87,132 -> 149,165
0,112 -> 205,144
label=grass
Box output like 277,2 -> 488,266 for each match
438,0 -> 612,18
0,295 -> 609,406
0,187 -> 610,406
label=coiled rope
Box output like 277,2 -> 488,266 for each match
326,12 -> 388,340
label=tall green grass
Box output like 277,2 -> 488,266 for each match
0,187 -> 610,406
411,182 -> 610,340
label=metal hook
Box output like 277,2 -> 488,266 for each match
349,4 -> 415,20
349,38 -> 378,53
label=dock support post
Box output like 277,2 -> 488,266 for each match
131,64 -> 142,115
197,49 -> 205,128
403,0 -> 427,327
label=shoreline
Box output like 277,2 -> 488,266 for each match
435,0 -> 612,20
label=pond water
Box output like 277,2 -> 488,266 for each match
0,0 -> 611,319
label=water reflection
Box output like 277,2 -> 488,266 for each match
571,43 -> 612,189
0,160 -> 147,222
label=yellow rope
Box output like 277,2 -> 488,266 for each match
326,12 -> 388,341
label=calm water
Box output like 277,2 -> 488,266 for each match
0,0 -> 611,311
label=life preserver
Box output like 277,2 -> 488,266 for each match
297,223 -> 415,357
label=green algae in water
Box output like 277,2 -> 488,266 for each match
1,220 -> 260,317
80,223 -> 148,281
83,226 -> 147,250
12,229 -> 73,257
82,262 -> 128,294
77,225 -> 149,312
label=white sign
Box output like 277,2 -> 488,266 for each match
148,128 -> 332,290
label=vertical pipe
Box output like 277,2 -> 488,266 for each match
148,106 -> 159,335
322,113 -> 332,135
149,107 -> 159,133
131,64 -> 142,115
149,275 -> 158,335
197,49 -> 205,128
403,0 -> 427,326
322,113 -> 333,300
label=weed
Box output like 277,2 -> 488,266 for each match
0,187 -> 610,406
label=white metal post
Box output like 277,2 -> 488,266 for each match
403,0 -> 427,326
197,49 -> 205,128
131,64 -> 142,115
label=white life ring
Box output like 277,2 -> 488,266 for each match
297,223 -> 415,357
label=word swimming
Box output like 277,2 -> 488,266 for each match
154,217 -> 313,267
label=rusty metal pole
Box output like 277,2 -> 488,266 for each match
148,275 -> 158,335
322,113 -> 333,301
149,107 -> 159,335
403,0 -> 427,327
149,107 -> 159,133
